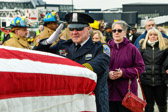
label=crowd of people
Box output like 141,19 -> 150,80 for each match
0,12 -> 168,112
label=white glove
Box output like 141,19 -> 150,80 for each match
45,23 -> 64,44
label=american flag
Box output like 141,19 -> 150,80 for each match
0,46 -> 97,112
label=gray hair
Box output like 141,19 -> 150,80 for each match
39,25 -> 44,28
145,18 -> 155,26
112,20 -> 128,31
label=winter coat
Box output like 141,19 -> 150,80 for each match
134,30 -> 168,48
34,26 -> 59,46
3,33 -> 31,49
34,26 -> 54,42
103,30 -> 112,43
162,49 -> 168,85
139,40 -> 168,86
108,37 -> 145,101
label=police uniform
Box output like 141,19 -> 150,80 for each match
33,12 -> 110,112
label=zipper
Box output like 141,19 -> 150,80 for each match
116,43 -> 119,49
152,46 -> 155,86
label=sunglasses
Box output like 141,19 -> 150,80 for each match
69,27 -> 85,31
112,29 -> 123,33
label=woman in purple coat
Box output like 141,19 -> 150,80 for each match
108,20 -> 145,112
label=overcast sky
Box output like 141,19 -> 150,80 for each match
43,0 -> 168,10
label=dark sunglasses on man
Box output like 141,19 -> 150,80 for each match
68,24 -> 88,31
69,27 -> 85,31
112,29 -> 123,33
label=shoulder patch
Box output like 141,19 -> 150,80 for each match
103,44 -> 110,57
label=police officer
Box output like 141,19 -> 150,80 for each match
34,12 -> 59,46
3,17 -> 31,49
33,12 -> 110,112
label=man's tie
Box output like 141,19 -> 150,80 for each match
75,44 -> 81,52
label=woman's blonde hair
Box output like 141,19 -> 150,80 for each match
142,28 -> 168,50
92,30 -> 106,43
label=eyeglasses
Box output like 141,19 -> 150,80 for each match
112,29 -> 123,33
69,27 -> 85,31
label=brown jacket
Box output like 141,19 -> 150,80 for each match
34,26 -> 59,46
3,33 -> 31,49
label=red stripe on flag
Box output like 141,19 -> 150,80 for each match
0,72 -> 96,99
0,48 -> 84,68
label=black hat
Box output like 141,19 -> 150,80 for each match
65,12 -> 94,28
105,23 -> 112,29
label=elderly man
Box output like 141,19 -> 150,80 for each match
134,19 -> 168,48
33,12 -> 110,112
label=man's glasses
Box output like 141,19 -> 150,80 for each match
69,27 -> 85,31
112,29 -> 123,33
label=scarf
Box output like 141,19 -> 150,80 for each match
147,40 -> 158,47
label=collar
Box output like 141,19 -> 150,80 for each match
114,37 -> 124,44
13,33 -> 27,41
75,36 -> 90,47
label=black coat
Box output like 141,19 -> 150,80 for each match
33,37 -> 110,112
162,48 -> 168,85
103,31 -> 112,43
131,33 -> 141,44
139,41 -> 168,86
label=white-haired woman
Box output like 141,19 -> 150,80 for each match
139,28 -> 168,112
108,20 -> 145,112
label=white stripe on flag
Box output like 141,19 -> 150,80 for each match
0,94 -> 96,112
0,59 -> 97,82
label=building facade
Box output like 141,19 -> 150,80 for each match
123,3 -> 168,19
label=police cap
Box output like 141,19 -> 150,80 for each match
105,23 -> 112,29
65,12 -> 94,28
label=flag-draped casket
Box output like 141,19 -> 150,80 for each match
0,46 -> 97,112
